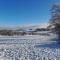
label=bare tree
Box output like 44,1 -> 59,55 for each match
49,4 -> 60,44
50,4 -> 60,34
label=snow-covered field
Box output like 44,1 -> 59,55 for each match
0,34 -> 60,60
0,34 -> 57,44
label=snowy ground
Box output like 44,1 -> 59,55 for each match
0,44 -> 60,60
0,34 -> 60,60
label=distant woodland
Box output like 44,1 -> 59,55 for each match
0,28 -> 50,36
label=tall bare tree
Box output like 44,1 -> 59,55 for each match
50,4 -> 60,34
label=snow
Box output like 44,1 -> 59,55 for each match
0,44 -> 60,60
0,34 -> 57,44
0,33 -> 59,60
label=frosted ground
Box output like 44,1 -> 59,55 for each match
0,34 -> 60,60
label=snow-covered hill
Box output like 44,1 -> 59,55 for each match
0,23 -> 49,31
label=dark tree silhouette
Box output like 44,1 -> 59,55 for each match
50,4 -> 60,35
50,4 -> 60,44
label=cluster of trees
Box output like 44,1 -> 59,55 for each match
0,28 -> 50,36
35,28 -> 50,32
0,30 -> 26,36
50,4 -> 60,35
